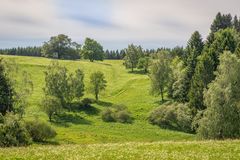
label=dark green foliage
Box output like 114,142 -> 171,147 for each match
25,120 -> 57,142
179,31 -> 203,102
81,38 -> 104,62
207,12 -> 233,44
42,34 -> 80,59
0,113 -> 32,147
171,46 -> 185,59
101,105 -> 132,123
189,28 -> 240,112
90,71 -> 107,101
233,15 -> 240,32
0,46 -> 42,57
149,103 -> 192,133
0,59 -> 14,115
197,52 -> 240,139
104,49 -> 125,59
124,44 -> 143,72
81,98 -> 95,108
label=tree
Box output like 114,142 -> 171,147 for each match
137,57 -> 151,73
42,96 -> 62,122
81,38 -> 104,62
44,61 -> 85,109
0,59 -> 14,115
197,52 -> 240,139
233,15 -> 240,32
168,57 -> 187,101
180,31 -> 204,102
90,71 -> 107,101
42,34 -> 80,59
124,44 -> 143,72
69,69 -> 85,100
207,12 -> 233,44
44,61 -> 69,108
149,52 -> 171,102
189,28 -> 240,112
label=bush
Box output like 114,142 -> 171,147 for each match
0,113 -> 32,147
81,98 -> 95,108
101,108 -> 115,122
115,110 -> 132,123
25,119 -> 57,142
101,105 -> 132,123
149,103 -> 192,133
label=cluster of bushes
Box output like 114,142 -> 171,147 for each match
101,105 -> 132,123
0,113 -> 56,147
149,103 -> 192,133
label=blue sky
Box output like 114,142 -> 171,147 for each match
0,0 -> 240,50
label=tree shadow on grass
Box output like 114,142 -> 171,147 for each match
70,101 -> 100,115
128,70 -> 147,75
95,100 -> 113,107
52,112 -> 92,127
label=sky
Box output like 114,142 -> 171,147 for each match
0,0 -> 240,50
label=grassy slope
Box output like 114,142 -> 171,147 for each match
1,141 -> 240,160
0,55 -> 194,144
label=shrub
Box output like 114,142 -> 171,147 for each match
101,108 -> 115,122
149,103 -> 192,133
0,113 -> 32,147
25,119 -> 57,142
81,98 -> 95,108
115,110 -> 132,123
101,105 -> 132,123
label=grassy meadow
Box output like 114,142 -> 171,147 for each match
0,55 -> 194,144
2,55 -> 239,160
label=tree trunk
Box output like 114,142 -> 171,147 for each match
95,93 -> 98,101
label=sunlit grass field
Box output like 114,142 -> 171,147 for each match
0,55 -> 194,144
5,55 -> 239,159
1,140 -> 240,160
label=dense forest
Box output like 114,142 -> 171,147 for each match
1,12 -> 240,148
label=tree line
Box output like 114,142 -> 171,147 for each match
146,12 -> 240,139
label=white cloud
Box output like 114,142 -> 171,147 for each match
0,0 -> 240,49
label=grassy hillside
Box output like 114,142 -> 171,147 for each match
0,55 -> 194,143
1,140 -> 240,160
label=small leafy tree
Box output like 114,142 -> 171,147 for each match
44,61 -> 69,107
90,71 -> 107,101
81,38 -> 104,62
42,96 -> 62,122
124,44 -> 143,72
137,57 -> 151,73
197,52 -> 240,139
71,69 -> 85,100
149,52 -> 171,102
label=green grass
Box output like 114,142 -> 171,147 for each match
0,55 -> 194,144
1,55 -> 240,159
1,140 -> 240,160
